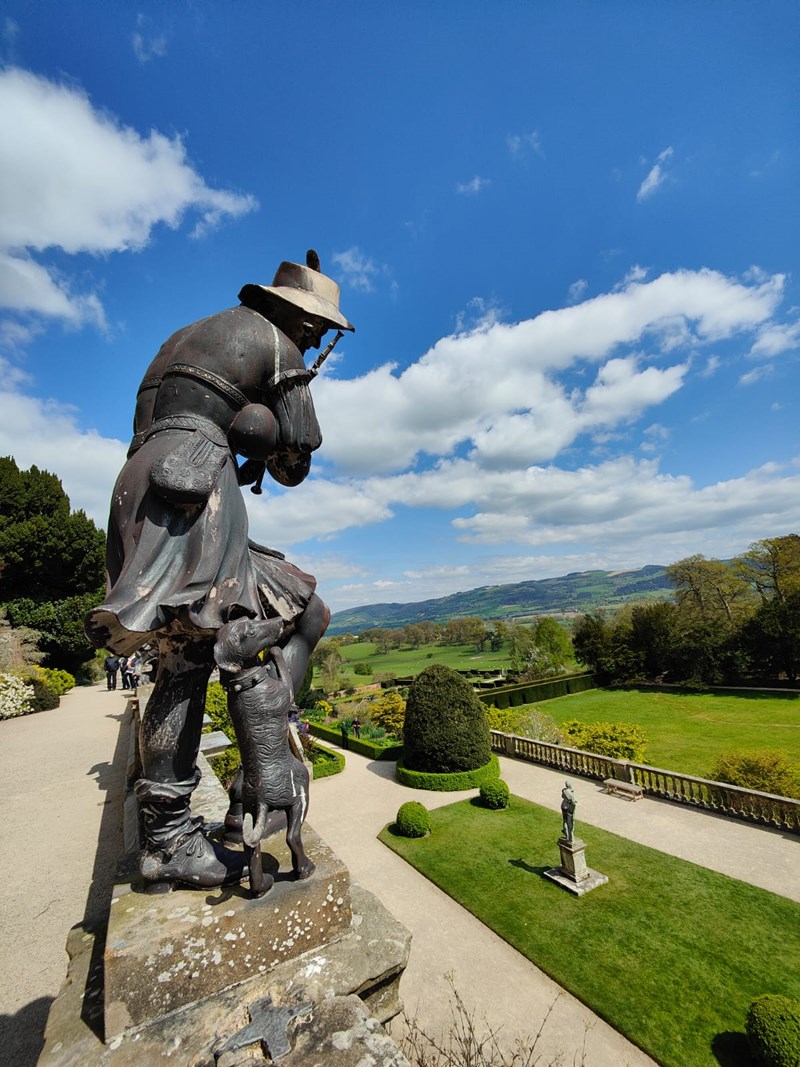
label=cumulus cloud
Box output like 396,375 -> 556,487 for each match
0,67 -> 256,328
637,146 -> 674,202
1,258 -> 796,613
0,387 -> 126,527
456,176 -> 490,195
314,267 -> 783,475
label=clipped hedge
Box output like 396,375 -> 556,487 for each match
480,778 -> 510,809
481,673 -> 596,710
311,743 -> 345,779
746,994 -> 800,1067
396,754 -> 500,792
403,664 -> 491,774
308,721 -> 403,761
395,801 -> 431,838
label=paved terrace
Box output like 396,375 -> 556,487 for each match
1,682 -> 797,1066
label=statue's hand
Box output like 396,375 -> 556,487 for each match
237,459 -> 265,486
266,453 -> 312,488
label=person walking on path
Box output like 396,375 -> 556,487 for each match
103,653 -> 119,690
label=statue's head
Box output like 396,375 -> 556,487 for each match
239,249 -> 354,349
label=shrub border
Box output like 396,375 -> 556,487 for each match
480,673 -> 596,710
311,742 -> 346,779
395,754 -> 500,791
309,721 -> 403,761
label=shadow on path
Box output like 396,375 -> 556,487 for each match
0,996 -> 54,1067
80,706 -> 131,1042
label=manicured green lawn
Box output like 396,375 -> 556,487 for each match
326,640 -> 514,684
526,688 -> 800,779
380,797 -> 800,1067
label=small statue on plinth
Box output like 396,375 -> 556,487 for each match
560,780 -> 576,843
545,779 -> 608,896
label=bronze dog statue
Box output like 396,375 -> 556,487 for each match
214,617 -> 314,896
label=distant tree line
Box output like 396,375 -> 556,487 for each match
0,457 -> 106,676
573,536 -> 800,685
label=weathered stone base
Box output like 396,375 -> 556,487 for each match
543,866 -> 608,896
39,882 -> 411,1066
39,706 -> 411,1066
104,825 -> 352,1039
544,836 -> 608,897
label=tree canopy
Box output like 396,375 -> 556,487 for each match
0,457 -> 106,673
574,535 -> 800,685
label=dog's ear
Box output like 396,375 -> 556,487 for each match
213,623 -> 242,673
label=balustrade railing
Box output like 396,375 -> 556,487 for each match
490,730 -> 800,834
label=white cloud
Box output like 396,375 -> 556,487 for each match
0,259 -> 795,616
699,355 -> 721,378
751,320 -> 800,357
331,246 -> 385,292
132,14 -> 167,63
454,296 -> 503,333
456,176 -> 490,195
739,364 -> 773,386
0,388 -> 126,527
637,146 -> 674,202
640,422 -> 670,454
314,267 -> 782,475
568,279 -> 587,303
507,131 -> 542,158
0,67 -> 256,327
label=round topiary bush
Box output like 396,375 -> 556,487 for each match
746,994 -> 800,1067
480,778 -> 510,809
395,801 -> 431,838
403,664 -> 492,774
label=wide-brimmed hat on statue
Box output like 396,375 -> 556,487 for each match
239,249 -> 354,332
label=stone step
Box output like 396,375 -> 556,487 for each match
199,730 -> 233,756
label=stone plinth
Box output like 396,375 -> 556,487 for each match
40,709 -> 411,1066
544,836 -> 608,897
104,825 -> 351,1040
40,883 -> 411,1067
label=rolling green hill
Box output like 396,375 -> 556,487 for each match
328,564 -> 671,634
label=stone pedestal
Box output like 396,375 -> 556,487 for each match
104,825 -> 352,1040
39,707 -> 411,1066
544,836 -> 608,897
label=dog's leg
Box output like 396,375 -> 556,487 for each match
243,814 -> 274,897
285,792 -> 314,880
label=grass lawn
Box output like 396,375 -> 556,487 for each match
380,796 -> 800,1067
523,688 -> 800,779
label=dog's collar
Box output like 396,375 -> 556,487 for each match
219,663 -> 272,694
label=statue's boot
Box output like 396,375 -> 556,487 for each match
136,781 -> 245,892
140,826 -> 246,892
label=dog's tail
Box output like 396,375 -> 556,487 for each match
242,807 -> 269,848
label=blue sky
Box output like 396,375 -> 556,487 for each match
1,2 -> 799,614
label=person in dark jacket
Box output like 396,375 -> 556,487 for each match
103,652 -> 119,690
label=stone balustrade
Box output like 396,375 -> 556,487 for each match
489,730 -> 800,834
